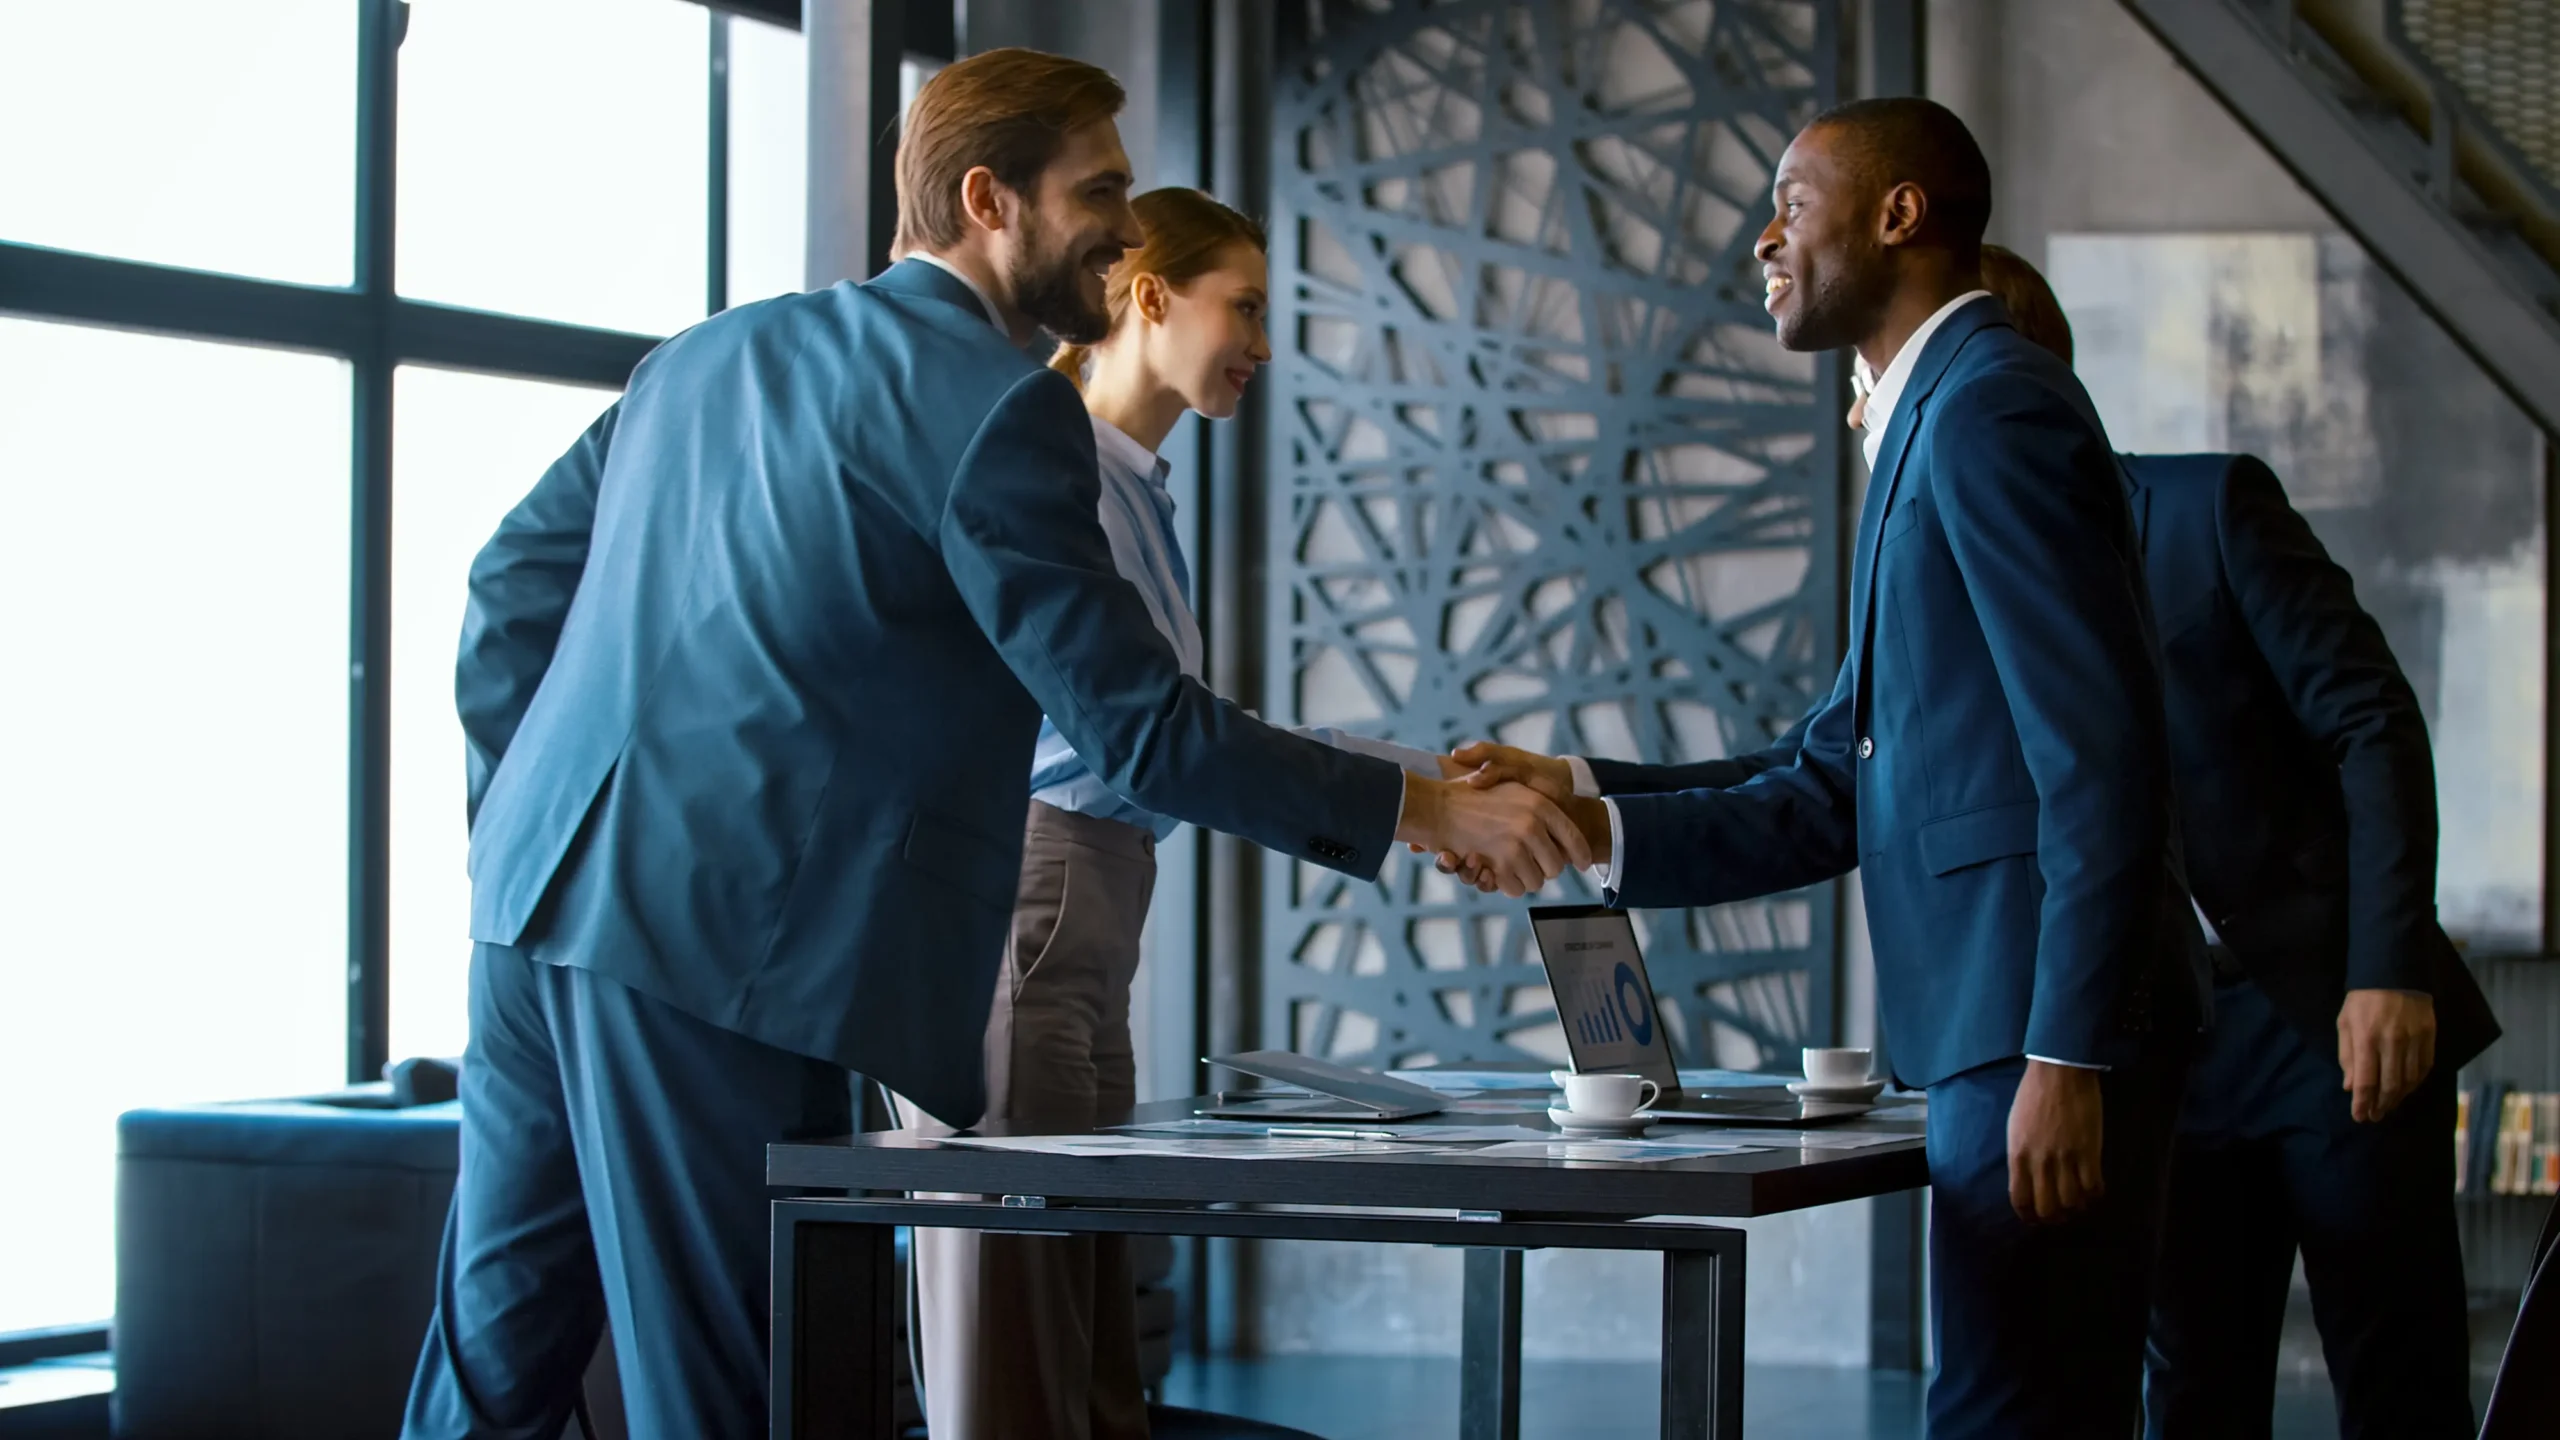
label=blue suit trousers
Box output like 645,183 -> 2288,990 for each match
2143,979 -> 2473,1439
1927,1049 -> 2190,1438
401,944 -> 851,1439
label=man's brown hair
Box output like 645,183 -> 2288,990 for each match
1980,243 -> 2074,367
892,48 -> 1127,258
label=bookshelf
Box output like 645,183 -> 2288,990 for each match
2455,956 -> 2560,1302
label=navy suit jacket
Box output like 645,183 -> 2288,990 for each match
1601,297 -> 2205,1086
455,260 -> 1404,1124
2126,453 -> 2497,1069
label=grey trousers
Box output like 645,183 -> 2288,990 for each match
899,800 -> 1155,1440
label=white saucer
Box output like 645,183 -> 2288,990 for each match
1547,1106 -> 1655,1136
1787,1079 -> 1886,1103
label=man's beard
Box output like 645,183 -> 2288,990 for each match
1010,225 -> 1113,345
1778,243 -> 1893,354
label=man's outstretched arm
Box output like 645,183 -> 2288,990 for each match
1449,710 -> 1814,804
1438,669 -> 1861,906
941,369 -> 1589,894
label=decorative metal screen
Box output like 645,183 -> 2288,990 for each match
1262,0 -> 1846,1071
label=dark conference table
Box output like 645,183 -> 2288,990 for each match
767,1088 -> 1927,1440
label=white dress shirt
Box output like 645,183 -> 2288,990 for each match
909,252 -> 1007,332
1861,290 -> 1993,472
1574,290 -> 2101,1068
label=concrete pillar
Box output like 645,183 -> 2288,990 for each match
1926,0 -> 2008,246
805,0 -> 904,287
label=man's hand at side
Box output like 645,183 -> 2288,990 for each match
2007,1059 -> 2106,1223
2337,988 -> 2436,1123
1395,777 -> 1592,896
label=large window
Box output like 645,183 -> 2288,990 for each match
727,12 -> 809,306
0,2 -> 356,285
389,367 -> 620,1063
0,0 -> 805,1338
0,321 -> 352,1333
397,0 -> 710,334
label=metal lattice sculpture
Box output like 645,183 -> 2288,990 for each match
1262,0 -> 1847,1071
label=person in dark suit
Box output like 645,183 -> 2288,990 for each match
1438,98 -> 2209,1437
1969,246 -> 2495,1440
1465,242 -> 2499,1438
404,49 -> 1586,1439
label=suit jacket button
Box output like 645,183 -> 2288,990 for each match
1856,736 -> 1875,760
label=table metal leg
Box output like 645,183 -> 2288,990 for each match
1660,1239 -> 1745,1439
1461,1247 -> 1524,1440
769,1204 -> 896,1440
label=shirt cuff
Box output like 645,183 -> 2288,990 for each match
1588,796 -> 1624,892
2024,1054 -> 2110,1071
1564,755 -> 1601,798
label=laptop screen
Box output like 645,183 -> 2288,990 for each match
1527,905 -> 1679,1093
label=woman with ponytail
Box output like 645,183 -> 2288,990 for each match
906,188 -> 1454,1440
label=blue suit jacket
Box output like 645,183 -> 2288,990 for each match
1601,297 -> 2206,1085
2126,453 -> 2497,1069
455,260 -> 1404,1124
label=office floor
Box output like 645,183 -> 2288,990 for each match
1158,1355 -> 2394,1440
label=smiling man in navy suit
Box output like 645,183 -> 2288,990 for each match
1445,100 -> 2208,1436
401,47 -> 1587,1440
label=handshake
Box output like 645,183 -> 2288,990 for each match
1390,742 -> 1614,896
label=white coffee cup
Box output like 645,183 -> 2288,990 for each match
1549,1069 -> 1660,1119
1801,1047 -> 1874,1087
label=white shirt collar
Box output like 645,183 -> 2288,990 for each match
1090,416 -> 1168,486
909,252 -> 1007,333
1860,290 -> 1993,470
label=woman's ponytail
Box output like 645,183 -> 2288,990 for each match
1047,341 -> 1093,390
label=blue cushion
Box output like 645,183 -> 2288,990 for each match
118,1099 -> 460,1172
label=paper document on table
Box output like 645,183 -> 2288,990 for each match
1467,1139 -> 1768,1165
933,1134 -> 1457,1160
1114,1118 -> 1306,1138
1386,1067 -> 1796,1094
1116,1120 -> 1564,1144
1396,1125 -> 1572,1143
1661,1129 -> 1911,1150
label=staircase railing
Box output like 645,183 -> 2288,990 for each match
2118,0 -> 2560,436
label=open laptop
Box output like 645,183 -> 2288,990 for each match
1528,904 -> 1873,1125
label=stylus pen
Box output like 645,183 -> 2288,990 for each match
1266,1126 -> 1400,1141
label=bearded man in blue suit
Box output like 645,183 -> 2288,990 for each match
400,48 -> 1586,1440
1445,99 -> 2209,1437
